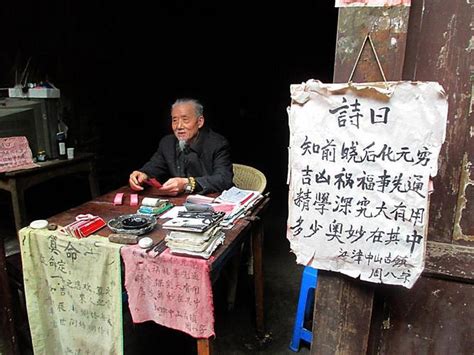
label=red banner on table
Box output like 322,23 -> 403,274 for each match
121,247 -> 215,338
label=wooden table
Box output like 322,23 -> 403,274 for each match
47,185 -> 269,355
0,153 -> 99,231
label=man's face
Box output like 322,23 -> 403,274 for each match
171,102 -> 204,142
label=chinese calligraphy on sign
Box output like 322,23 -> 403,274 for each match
121,247 -> 215,338
287,80 -> 447,288
20,228 -> 123,354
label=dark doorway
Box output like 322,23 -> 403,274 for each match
1,2 -> 339,354
0,2 -> 338,206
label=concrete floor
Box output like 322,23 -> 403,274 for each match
1,199 -> 313,355
214,210 -> 311,355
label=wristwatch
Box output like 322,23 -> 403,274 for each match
184,177 -> 196,194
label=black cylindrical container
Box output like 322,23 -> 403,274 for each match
56,132 -> 67,160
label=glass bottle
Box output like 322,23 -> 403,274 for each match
37,150 -> 47,162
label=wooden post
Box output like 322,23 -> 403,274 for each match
311,6 -> 410,355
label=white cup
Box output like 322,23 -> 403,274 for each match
67,147 -> 75,159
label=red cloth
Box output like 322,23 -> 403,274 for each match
121,246 -> 215,338
0,136 -> 38,173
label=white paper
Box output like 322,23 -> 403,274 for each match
216,186 -> 257,204
159,206 -> 187,219
287,80 -> 447,288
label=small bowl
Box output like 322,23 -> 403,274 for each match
107,214 -> 157,235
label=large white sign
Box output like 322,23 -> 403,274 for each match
287,80 -> 447,288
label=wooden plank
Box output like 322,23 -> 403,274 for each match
376,277 -> 474,354
423,241 -> 474,281
312,6 -> 410,355
403,0 -> 474,244
312,271 -> 375,355
368,1 -> 474,353
334,7 -> 409,84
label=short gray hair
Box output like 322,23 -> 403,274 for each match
172,98 -> 204,117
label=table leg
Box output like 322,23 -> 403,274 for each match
87,162 -> 100,198
252,219 -> 265,337
0,239 -> 20,354
10,180 -> 27,231
197,338 -> 212,355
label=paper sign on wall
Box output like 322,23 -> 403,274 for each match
335,0 -> 411,7
287,80 -> 447,288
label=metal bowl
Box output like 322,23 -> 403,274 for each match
121,216 -> 149,229
107,214 -> 157,235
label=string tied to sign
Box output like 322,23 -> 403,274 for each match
347,32 -> 390,91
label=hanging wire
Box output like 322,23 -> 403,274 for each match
347,32 -> 389,89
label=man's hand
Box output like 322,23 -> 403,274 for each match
155,177 -> 188,196
129,171 -> 149,191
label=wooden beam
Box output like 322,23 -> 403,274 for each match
311,6 -> 410,355
312,271 -> 375,354
333,7 -> 409,84
424,241 -> 474,282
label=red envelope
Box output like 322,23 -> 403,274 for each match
78,217 -> 106,237
144,178 -> 162,188
62,214 -> 106,238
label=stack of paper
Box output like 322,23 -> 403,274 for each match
185,194 -> 242,214
215,187 -> 263,227
215,187 -> 258,205
182,188 -> 264,229
162,211 -> 225,233
165,225 -> 225,259
186,195 -> 215,205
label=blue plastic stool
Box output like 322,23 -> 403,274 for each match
289,266 -> 318,352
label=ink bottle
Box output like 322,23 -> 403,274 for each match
37,150 -> 47,162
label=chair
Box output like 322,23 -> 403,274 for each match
289,266 -> 319,352
232,163 -> 267,193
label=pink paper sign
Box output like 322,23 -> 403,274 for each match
0,136 -> 38,173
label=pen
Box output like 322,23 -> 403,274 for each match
240,192 -> 255,206
153,240 -> 167,257
145,241 -> 160,253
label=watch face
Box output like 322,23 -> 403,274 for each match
185,184 -> 192,193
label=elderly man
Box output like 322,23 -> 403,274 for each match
129,98 -> 233,195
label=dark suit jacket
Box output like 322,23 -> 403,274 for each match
139,128 -> 234,194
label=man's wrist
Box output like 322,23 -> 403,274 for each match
184,177 -> 196,194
